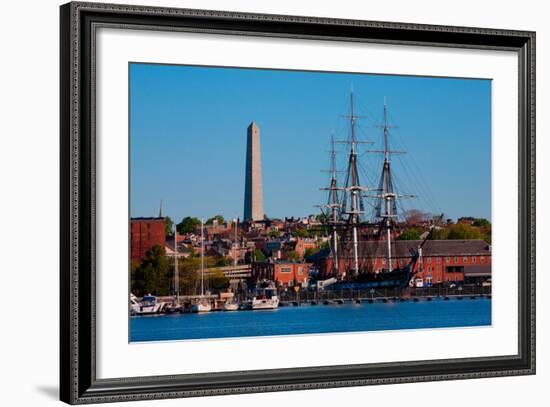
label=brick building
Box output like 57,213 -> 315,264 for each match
251,261 -> 311,287
294,237 -> 317,259
130,217 -> 166,263
314,239 -> 491,287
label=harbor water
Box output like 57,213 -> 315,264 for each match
130,297 -> 491,342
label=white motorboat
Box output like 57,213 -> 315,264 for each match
130,293 -> 165,315
251,284 -> 279,310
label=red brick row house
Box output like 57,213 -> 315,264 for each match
251,261 -> 312,287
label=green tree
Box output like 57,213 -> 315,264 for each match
397,227 -> 423,241
207,268 -> 230,290
206,215 -> 225,225
285,250 -> 300,261
131,245 -> 171,297
430,227 -> 449,240
304,247 -> 321,259
447,224 -> 484,240
214,256 -> 233,267
473,218 -> 491,228
267,230 -> 281,238
253,249 -> 266,262
177,216 -> 201,234
176,256 -> 199,295
483,230 -> 492,244
293,228 -> 310,238
164,216 -> 174,237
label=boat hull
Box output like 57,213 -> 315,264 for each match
191,303 -> 212,313
328,265 -> 415,290
223,303 -> 239,311
251,297 -> 279,310
133,305 -> 164,315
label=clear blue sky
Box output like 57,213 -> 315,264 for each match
130,63 -> 491,223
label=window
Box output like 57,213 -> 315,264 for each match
454,257 -> 459,263
480,256 -> 485,263
463,257 -> 468,263
446,256 -> 451,263
472,256 -> 477,263
428,257 -> 432,263
437,257 -> 441,263
298,266 -> 303,275
280,267 -> 292,273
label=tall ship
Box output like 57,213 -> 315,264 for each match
320,92 -> 436,290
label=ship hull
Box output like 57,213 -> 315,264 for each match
328,265 -> 415,290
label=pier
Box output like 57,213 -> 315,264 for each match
136,285 -> 491,314
277,285 -> 491,306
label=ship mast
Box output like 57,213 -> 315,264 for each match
370,98 -> 412,272
319,133 -> 343,275
339,91 -> 372,276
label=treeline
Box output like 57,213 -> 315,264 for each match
131,245 -> 230,297
397,218 -> 491,244
162,215 -> 228,237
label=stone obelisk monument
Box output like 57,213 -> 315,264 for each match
244,122 -> 264,221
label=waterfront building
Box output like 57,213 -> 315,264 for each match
243,122 -> 264,221
130,217 -> 166,263
313,239 -> 491,287
251,261 -> 311,287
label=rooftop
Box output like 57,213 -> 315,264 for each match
313,239 -> 491,260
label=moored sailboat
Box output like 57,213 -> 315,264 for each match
191,219 -> 212,313
165,226 -> 183,313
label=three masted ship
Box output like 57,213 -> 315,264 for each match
319,92 -> 435,290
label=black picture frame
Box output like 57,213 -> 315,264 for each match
60,1 -> 536,404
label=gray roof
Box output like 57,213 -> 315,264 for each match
343,239 -> 491,259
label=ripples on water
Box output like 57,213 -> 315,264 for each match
130,298 -> 491,342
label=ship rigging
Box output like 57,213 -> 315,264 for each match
319,92 -> 437,289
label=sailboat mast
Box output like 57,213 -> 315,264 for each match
234,217 -> 238,267
200,219 -> 204,296
174,226 -> 179,302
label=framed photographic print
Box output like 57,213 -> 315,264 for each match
60,1 -> 535,404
